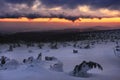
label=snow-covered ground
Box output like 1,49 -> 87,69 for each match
0,41 -> 120,80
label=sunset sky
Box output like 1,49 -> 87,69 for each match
0,0 -> 120,33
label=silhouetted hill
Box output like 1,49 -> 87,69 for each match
0,28 -> 120,43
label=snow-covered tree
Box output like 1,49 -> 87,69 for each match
49,42 -> 58,49
0,56 -> 19,70
84,44 -> 91,49
27,56 -> 34,63
38,43 -> 44,49
45,56 -> 57,61
73,49 -> 78,53
37,53 -> 42,61
50,61 -> 63,72
0,56 -> 6,66
2,59 -> 19,70
8,45 -> 13,51
72,61 -> 103,77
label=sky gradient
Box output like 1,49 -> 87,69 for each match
0,0 -> 120,33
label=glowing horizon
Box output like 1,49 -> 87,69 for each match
0,17 -> 120,23
0,0 -> 120,33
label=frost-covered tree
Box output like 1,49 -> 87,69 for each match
0,56 -> 6,66
26,42 -> 34,48
28,50 -> 33,53
17,43 -> 21,47
114,46 -> 120,57
0,56 -> 19,70
8,45 -> 13,51
73,49 -> 78,53
50,61 -> 63,72
23,59 -> 26,63
49,42 -> 58,49
45,56 -> 57,61
3,59 -> 19,69
84,44 -> 91,49
27,56 -> 34,63
23,56 -> 34,64
72,61 -> 103,77
13,44 -> 16,48
38,43 -> 44,49
73,42 -> 77,48
37,53 -> 42,61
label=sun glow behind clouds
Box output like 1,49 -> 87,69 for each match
78,5 -> 91,12
99,9 -> 120,17
0,17 -> 120,23
78,5 -> 120,17
79,17 -> 120,22
0,0 -> 120,33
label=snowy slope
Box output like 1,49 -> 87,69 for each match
0,41 -> 120,80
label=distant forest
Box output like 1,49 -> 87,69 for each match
0,29 -> 120,43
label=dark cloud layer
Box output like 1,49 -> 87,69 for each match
40,0 -> 120,10
0,13 -> 81,22
4,0 -> 34,6
0,12 -> 102,22
0,0 -> 120,21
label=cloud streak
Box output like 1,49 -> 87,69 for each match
3,0 -> 34,6
40,0 -> 120,10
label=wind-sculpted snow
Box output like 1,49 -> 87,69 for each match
0,40 -> 120,80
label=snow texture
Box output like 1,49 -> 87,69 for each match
0,41 -> 120,80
